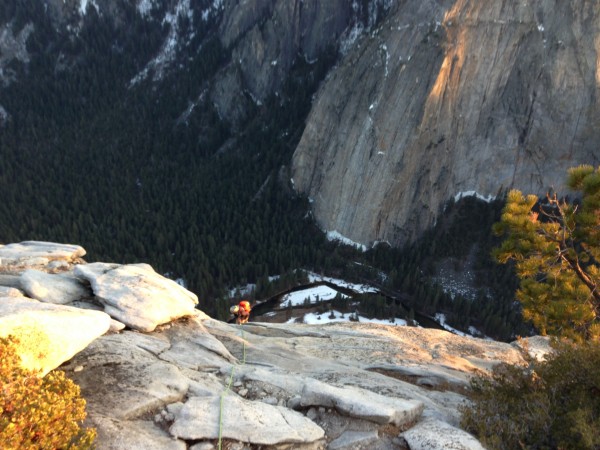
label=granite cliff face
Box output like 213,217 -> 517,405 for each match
292,0 -> 600,246
213,0 -> 393,126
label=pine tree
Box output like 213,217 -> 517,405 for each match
493,165 -> 600,341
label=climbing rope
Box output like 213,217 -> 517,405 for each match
217,327 -> 247,450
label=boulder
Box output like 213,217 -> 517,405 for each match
0,296 -> 111,374
108,319 -> 126,332
301,378 -> 424,427
0,241 -> 85,272
20,269 -> 90,304
74,263 -> 199,332
0,285 -> 24,297
169,395 -> 325,445
156,316 -> 237,368
401,418 -> 486,450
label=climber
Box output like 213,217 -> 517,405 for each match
230,300 -> 252,324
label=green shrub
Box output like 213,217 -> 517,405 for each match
0,335 -> 96,450
461,341 -> 600,449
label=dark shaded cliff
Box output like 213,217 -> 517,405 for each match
292,0 -> 600,246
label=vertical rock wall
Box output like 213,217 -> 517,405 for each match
292,0 -> 600,246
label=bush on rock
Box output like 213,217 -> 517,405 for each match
0,335 -> 96,449
460,341 -> 600,450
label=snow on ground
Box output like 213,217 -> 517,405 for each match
468,326 -> 486,339
454,191 -> 495,203
307,272 -> 378,294
435,313 -> 469,337
79,0 -> 99,15
281,285 -> 349,307
284,284 -> 481,337
229,283 -> 256,298
130,0 -> 192,86
340,22 -> 364,55
326,230 -> 367,252
137,0 -> 155,16
289,309 -> 408,326
201,0 -> 224,21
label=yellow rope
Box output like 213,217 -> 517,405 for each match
217,326 -> 247,450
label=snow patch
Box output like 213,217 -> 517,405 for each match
281,285 -> 349,307
435,313 -> 469,337
326,230 -> 367,252
202,0 -> 224,21
307,272 -> 378,294
381,43 -> 389,77
340,22 -> 364,55
537,23 -> 544,32
294,310 -> 408,326
130,0 -> 193,86
79,0 -> 99,16
372,240 -> 391,248
137,0 -> 155,16
454,191 -> 495,203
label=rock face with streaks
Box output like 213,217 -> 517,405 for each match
292,0 -> 600,246
212,0 -> 393,126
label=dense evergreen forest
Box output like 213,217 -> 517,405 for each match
0,1 -> 527,340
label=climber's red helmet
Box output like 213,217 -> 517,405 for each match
239,300 -> 251,312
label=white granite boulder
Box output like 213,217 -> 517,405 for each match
74,263 -> 199,332
301,378 -> 424,427
0,285 -> 24,297
0,296 -> 111,375
20,269 -> 91,304
169,394 -> 325,445
401,418 -> 486,450
0,241 -> 86,271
